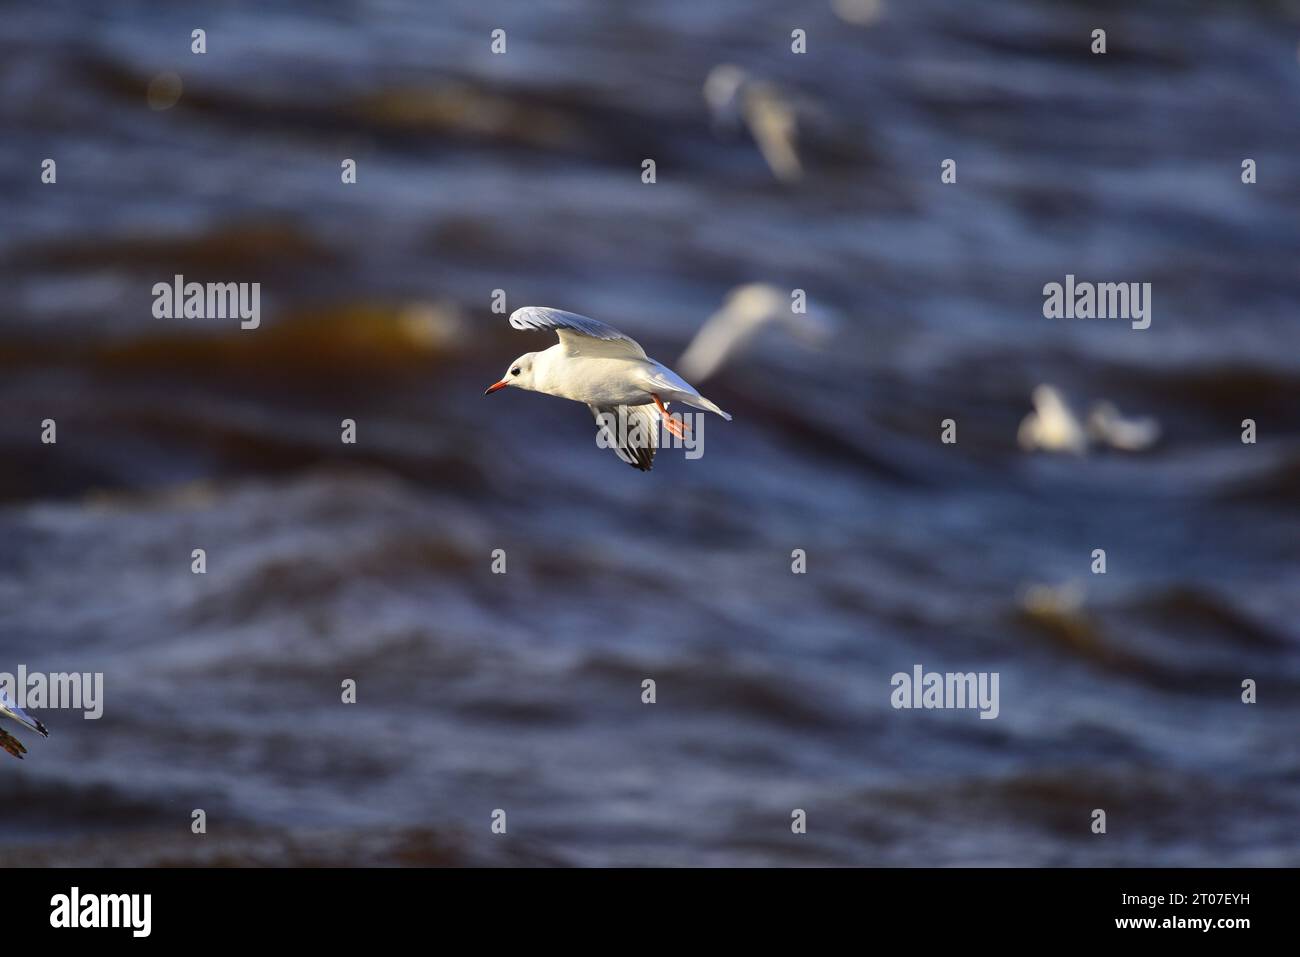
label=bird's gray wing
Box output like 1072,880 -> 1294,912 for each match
510,307 -> 646,358
676,308 -> 755,382
589,403 -> 659,471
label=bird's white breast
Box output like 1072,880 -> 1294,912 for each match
535,348 -> 652,405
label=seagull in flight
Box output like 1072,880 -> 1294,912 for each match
1,687 -> 48,760
485,307 -> 732,471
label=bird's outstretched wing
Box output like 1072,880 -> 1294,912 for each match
590,403 -> 659,471
0,727 -> 26,760
510,307 -> 647,359
744,82 -> 802,183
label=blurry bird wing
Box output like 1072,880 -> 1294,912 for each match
676,309 -> 755,382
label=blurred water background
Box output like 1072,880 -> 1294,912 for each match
1,0 -> 1299,865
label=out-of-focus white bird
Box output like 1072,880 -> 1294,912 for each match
1019,386 -> 1161,455
1018,385 -> 1088,455
831,0 -> 886,26
1020,580 -> 1086,617
1,686 -> 48,760
677,283 -> 835,383
484,307 -> 732,471
1086,401 -> 1161,451
704,65 -> 803,182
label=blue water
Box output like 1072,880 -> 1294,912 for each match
0,0 -> 1298,865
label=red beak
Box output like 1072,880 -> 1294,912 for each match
483,379 -> 508,395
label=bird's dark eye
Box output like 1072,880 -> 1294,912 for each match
511,367 -> 521,376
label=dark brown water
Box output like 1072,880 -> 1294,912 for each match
1,0 -> 1298,865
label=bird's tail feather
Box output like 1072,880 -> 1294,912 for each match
4,706 -> 48,737
687,395 -> 732,421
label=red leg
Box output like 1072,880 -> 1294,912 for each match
652,393 -> 689,438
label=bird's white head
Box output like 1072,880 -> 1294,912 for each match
483,352 -> 539,395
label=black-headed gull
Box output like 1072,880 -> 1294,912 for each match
0,687 -> 48,760
484,307 -> 732,471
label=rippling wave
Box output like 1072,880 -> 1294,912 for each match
1,0 -> 1298,866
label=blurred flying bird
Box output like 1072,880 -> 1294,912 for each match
0,687 -> 48,760
831,0 -> 886,26
1086,401 -> 1161,451
677,283 -> 836,383
704,65 -> 803,182
485,307 -> 732,471
1020,580 -> 1086,616
1018,385 -> 1088,455
1019,386 -> 1161,454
